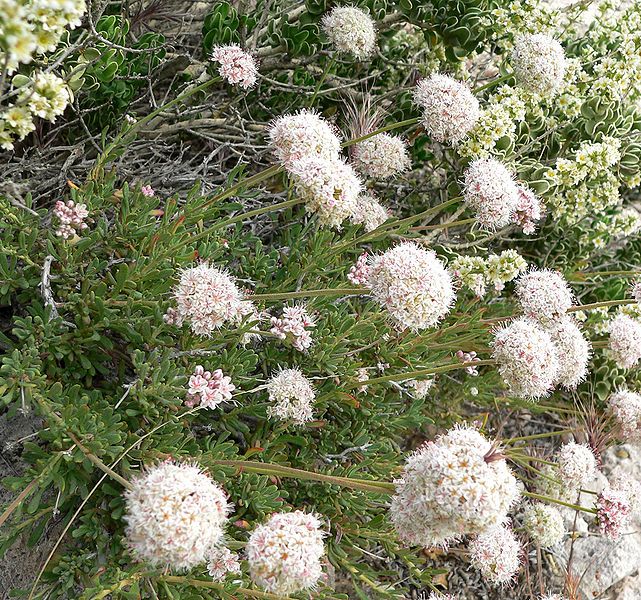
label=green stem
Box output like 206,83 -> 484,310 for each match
503,429 -> 575,445
342,117 -> 421,147
249,287 -> 368,302
310,56 -> 335,106
473,72 -> 512,94
212,459 -> 396,494
568,299 -> 634,312
346,359 -> 496,389
574,270 -> 641,278
523,491 -> 597,514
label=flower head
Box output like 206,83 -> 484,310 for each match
516,269 -> 574,324
211,44 -> 258,89
463,158 -> 520,228
546,318 -> 591,389
207,546 -> 241,581
413,74 -> 480,144
347,252 -> 372,285
349,193 -> 391,232
289,156 -> 362,228
141,185 -> 155,197
522,503 -> 565,548
557,441 -> 597,489
321,6 -> 376,59
513,184 -> 544,234
269,305 -> 316,352
390,426 -> 521,548
267,368 -> 316,425
608,388 -> 641,441
124,461 -> 231,570
269,110 -> 341,166
367,242 -> 455,331
468,525 -> 522,586
247,511 -> 325,595
172,264 -> 245,336
351,133 -> 411,179
512,34 -> 567,96
608,314 -> 641,369
186,365 -> 235,409
597,486 -> 632,539
53,199 -> 89,239
491,318 -> 560,399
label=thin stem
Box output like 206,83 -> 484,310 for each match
249,287 -> 368,302
212,459 -> 396,494
310,56 -> 335,106
342,117 -> 421,147
523,491 -> 597,514
503,429 -> 575,445
574,270 -> 641,278
568,299 -> 634,312
473,72 -> 512,94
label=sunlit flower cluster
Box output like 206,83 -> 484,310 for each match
547,318 -> 591,389
515,269 -> 574,324
247,511 -> 325,594
367,242 -> 455,331
390,426 -> 521,548
351,133 -> 411,179
468,525 -> 522,585
322,5 -> 376,59
124,461 -> 230,570
608,388 -> 641,441
349,193 -> 391,232
522,503 -> 565,548
207,546 -> 241,581
270,305 -> 315,352
511,34 -> 567,95
53,199 -> 89,239
608,313 -> 641,369
597,485 -> 632,540
513,184 -> 545,234
450,250 -> 527,297
211,44 -> 258,89
557,441 -> 597,490
185,365 -> 235,410
267,368 -> 316,425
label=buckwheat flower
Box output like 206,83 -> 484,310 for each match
413,74 -> 480,144
608,389 -> 641,441
390,426 -> 521,548
596,486 -> 632,539
269,110 -> 341,166
349,193 -> 391,232
247,511 -> 325,595
186,365 -> 235,410
557,441 -> 597,490
211,44 -> 258,89
321,6 -> 376,60
608,314 -> 641,369
513,184 -> 544,234
269,305 -> 316,352
124,461 -> 231,570
207,546 -> 241,581
631,279 -> 641,304
22,72 -> 70,120
53,200 -> 89,239
351,133 -> 411,179
407,378 -> 434,399
368,242 -> 455,331
141,185 -> 154,197
426,594 -> 456,600
172,264 -> 244,336
347,252 -> 371,285
512,34 -> 567,96
546,318 -> 591,389
463,158 -> 520,228
289,156 -> 362,229
515,269 -> 574,325
468,525 -> 522,586
522,503 -> 565,548
267,368 -> 316,425
491,318 -> 560,399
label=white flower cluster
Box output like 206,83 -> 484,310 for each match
608,388 -> 641,441
269,305 -> 315,352
413,73 -> 480,144
390,426 -> 521,548
246,511 -> 325,595
207,546 -> 241,581
450,249 -> 527,297
351,133 -> 411,180
53,199 -> 89,239
515,269 -> 574,325
211,44 -> 258,89
267,368 -> 316,425
522,503 -> 565,548
546,318 -> 592,389
468,525 -> 522,585
366,242 -> 455,331
322,5 -> 376,59
349,193 -> 391,232
557,441 -> 597,489
511,34 -> 567,96
608,313 -> 641,369
406,378 -> 434,400
124,461 -> 230,570
579,208 -> 641,251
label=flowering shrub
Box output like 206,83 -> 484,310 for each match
3,1 -> 641,599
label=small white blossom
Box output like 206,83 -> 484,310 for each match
546,318 -> 591,389
468,525 -> 522,586
211,44 -> 258,89
522,503 -> 565,548
322,6 -> 376,59
207,546 -> 241,580
349,193 -> 391,232
516,269 -> 574,324
608,313 -> 641,369
557,441 -> 597,490
351,133 -> 411,179
608,388 -> 641,441
512,34 -> 567,95
267,368 -> 316,425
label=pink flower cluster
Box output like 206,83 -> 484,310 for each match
456,350 -> 480,375
513,184 -> 544,235
53,200 -> 89,239
207,546 -> 241,581
211,44 -> 258,89
597,486 -> 631,539
186,365 -> 235,409
270,305 -> 315,351
347,252 -> 371,285
141,185 -> 155,197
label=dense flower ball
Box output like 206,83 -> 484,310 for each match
546,318 -> 591,389
597,486 -> 632,539
186,365 -> 235,409
463,158 -> 520,228
124,462 -> 230,570
512,34 -> 567,95
608,314 -> 641,369
267,368 -> 316,425
290,156 -> 363,228
557,441 -> 597,490
390,426 -> 521,548
608,389 -> 641,440
351,133 -> 411,179
211,45 -> 258,89
468,525 -> 522,585
321,6 -> 376,59
172,264 -> 245,336
491,318 -> 560,399
513,184 -> 545,234
522,503 -> 565,548
413,74 -> 480,143
350,193 -> 391,232
269,110 -> 341,166
246,511 -> 325,594
367,242 -> 455,331
515,269 -> 574,324
207,546 -> 241,581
